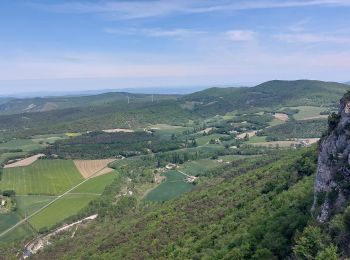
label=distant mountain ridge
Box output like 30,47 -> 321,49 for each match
0,79 -> 348,138
0,92 -> 178,115
183,80 -> 349,115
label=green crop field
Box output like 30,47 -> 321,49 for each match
288,106 -> 326,120
144,170 -> 194,201
15,195 -> 57,217
178,159 -> 220,176
0,139 -> 45,152
0,160 -> 83,195
0,213 -> 20,234
148,124 -> 192,139
219,154 -> 259,161
269,118 -> 286,126
246,135 -> 267,143
195,134 -> 230,146
69,172 -> 117,194
29,194 -> 98,230
0,213 -> 33,243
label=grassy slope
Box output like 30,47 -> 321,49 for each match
34,148 -> 316,259
0,160 -> 83,195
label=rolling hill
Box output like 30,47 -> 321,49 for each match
183,80 -> 349,116
0,80 -> 347,139
0,92 -> 178,115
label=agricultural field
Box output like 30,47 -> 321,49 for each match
195,134 -> 230,146
29,193 -> 98,230
0,160 -> 83,195
4,154 -> 45,168
0,139 -> 45,152
262,119 -> 327,139
15,195 -> 56,217
69,172 -> 117,194
268,117 -> 286,126
73,159 -> 115,179
0,213 -> 34,243
218,154 -> 260,161
144,170 -> 194,201
251,138 -> 320,148
0,222 -> 33,243
178,159 -> 221,176
0,165 -> 118,240
246,135 -> 267,143
288,106 -> 326,120
148,124 -> 192,139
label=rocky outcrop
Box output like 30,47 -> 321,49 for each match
313,92 -> 350,222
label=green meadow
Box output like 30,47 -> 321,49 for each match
0,160 -> 83,195
144,170 -> 194,201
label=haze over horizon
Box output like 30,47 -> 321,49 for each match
1,0 -> 350,94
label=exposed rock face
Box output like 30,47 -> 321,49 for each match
313,92 -> 350,222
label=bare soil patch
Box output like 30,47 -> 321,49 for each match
74,159 -> 115,179
273,113 -> 289,121
4,154 -> 45,168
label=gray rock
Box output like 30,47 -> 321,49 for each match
313,93 -> 350,222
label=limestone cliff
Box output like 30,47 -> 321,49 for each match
313,92 -> 350,222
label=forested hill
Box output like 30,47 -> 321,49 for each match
183,80 -> 349,115
0,92 -> 178,115
0,80 -> 348,138
29,148 -> 316,259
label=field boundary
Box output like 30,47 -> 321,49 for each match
0,165 -> 111,238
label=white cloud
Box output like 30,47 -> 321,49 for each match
225,30 -> 256,41
274,33 -> 350,43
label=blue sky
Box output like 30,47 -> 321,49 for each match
1,0 -> 350,94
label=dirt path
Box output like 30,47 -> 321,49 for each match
0,165 -> 110,238
177,170 -> 192,178
23,214 -> 98,258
